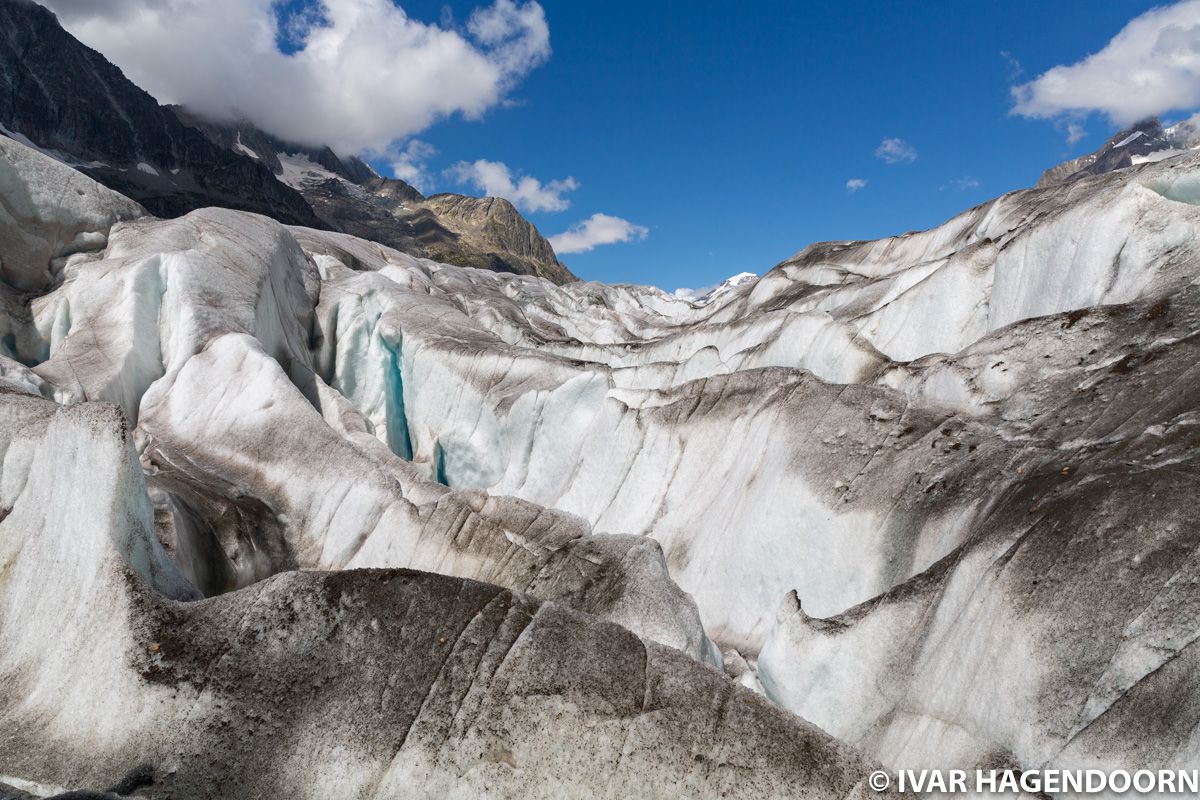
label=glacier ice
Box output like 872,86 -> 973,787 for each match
3,130 -> 1200,794
0,388 -> 884,799
0,137 -> 144,293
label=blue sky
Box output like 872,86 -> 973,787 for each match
47,0 -> 1192,289
366,0 -> 1168,288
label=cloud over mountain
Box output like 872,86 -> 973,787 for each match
39,0 -> 551,154
1012,0 -> 1200,125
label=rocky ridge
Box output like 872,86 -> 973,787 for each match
181,113 -> 574,283
1038,115 -> 1200,187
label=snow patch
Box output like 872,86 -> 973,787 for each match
277,151 -> 370,200
233,132 -> 260,160
1114,130 -> 1145,148
1132,147 -> 1195,165
674,272 -> 757,304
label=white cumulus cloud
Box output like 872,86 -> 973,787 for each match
447,159 -> 578,213
845,178 -> 867,192
1012,0 -> 1200,125
875,137 -> 917,164
548,213 -> 649,255
387,139 -> 437,192
39,0 -> 551,154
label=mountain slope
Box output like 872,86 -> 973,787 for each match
171,107 -> 381,186
180,114 -> 576,283
422,192 -> 572,281
0,0 -> 573,284
0,0 -> 323,226
1038,115 -> 1200,187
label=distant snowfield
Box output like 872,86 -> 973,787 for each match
4,132 -> 1200,794
1132,147 -> 1193,164
277,150 -> 374,203
276,150 -> 340,189
673,271 -> 757,303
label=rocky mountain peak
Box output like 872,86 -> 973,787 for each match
364,175 -> 426,205
1037,114 -> 1200,187
424,193 -> 562,264
674,271 -> 758,304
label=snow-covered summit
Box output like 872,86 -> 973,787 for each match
673,271 -> 757,303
